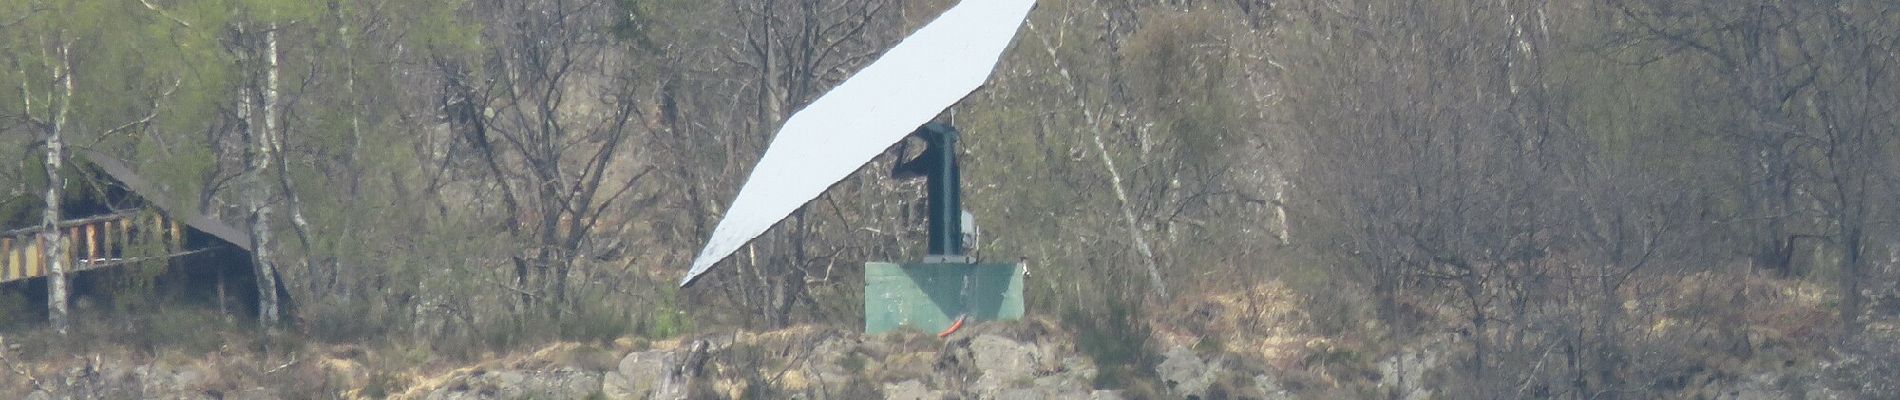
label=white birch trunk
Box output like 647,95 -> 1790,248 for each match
1029,20 -> 1169,298
1089,117 -> 1169,300
270,75 -> 316,309
255,24 -> 282,327
1271,170 -> 1291,246
239,23 -> 281,328
37,42 -> 76,334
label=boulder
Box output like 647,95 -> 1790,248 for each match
970,334 -> 1042,391
602,351 -> 688,400
424,368 -> 601,400
883,379 -> 945,400
1157,345 -> 1221,399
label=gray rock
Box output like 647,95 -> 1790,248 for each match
971,334 -> 1041,379
603,350 -> 688,400
227,388 -> 285,400
1375,345 -> 1440,400
1033,372 -> 1090,393
423,389 -> 486,400
1157,345 -> 1221,399
968,334 -> 1044,396
113,362 -> 214,399
884,379 -> 945,400
995,387 -> 1092,400
425,368 -> 602,400
995,388 -> 1049,400
1254,374 -> 1294,400
1717,372 -> 1783,400
776,335 -> 865,399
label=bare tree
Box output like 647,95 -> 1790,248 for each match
1608,0 -> 1820,278
1610,0 -> 1900,338
441,0 -> 652,318
655,0 -> 901,328
1799,3 -> 1899,337
1284,0 -> 1583,392
1023,5 -> 1170,299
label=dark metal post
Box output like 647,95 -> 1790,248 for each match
919,123 -> 963,258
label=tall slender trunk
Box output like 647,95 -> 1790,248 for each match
258,23 -> 282,328
1461,270 -> 1487,383
33,41 -> 76,335
1838,210 -> 1865,338
1595,263 -> 1624,396
1270,170 -> 1291,246
1030,21 -> 1169,299
241,23 -> 282,328
1090,117 -> 1168,300
269,44 -> 317,310
42,104 -> 68,334
271,93 -> 314,322
332,0 -> 363,198
334,0 -> 360,298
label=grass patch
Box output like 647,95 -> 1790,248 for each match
1063,293 -> 1159,391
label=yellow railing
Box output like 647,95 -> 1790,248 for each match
0,212 -> 184,283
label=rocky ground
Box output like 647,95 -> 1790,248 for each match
407,321 -> 1139,400
8,322 -> 1883,399
3,277 -> 1896,399
6,320 -> 1203,399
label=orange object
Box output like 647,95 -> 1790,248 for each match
938,314 -> 968,338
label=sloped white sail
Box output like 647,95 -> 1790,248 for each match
682,0 -> 1036,286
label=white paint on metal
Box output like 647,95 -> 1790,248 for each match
682,0 -> 1035,286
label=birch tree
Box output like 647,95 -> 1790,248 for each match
3,0 -> 176,334
220,1 -> 320,329
13,34 -> 76,335
240,21 -> 284,328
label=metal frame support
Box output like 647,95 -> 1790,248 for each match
917,123 -> 969,262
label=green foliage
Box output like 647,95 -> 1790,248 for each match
0,290 -> 32,331
360,369 -> 408,399
1062,288 -> 1158,390
559,294 -> 635,344
837,351 -> 867,374
636,285 -> 693,339
737,372 -> 780,400
1121,9 -> 1247,174
613,0 -> 717,53
133,307 -> 231,355
302,288 -> 395,342
98,212 -> 174,314
392,0 -> 480,56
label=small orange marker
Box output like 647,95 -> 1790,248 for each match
938,314 -> 968,338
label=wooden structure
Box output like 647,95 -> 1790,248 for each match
1,151 -> 288,320
0,211 -> 188,283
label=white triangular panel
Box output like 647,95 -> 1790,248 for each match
682,0 -> 1035,286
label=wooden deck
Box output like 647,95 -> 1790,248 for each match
0,212 -> 186,283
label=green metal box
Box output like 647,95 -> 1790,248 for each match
863,261 -> 1024,334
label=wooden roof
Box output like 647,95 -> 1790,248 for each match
78,151 -> 253,251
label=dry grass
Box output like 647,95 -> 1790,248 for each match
1156,279 -> 1323,369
